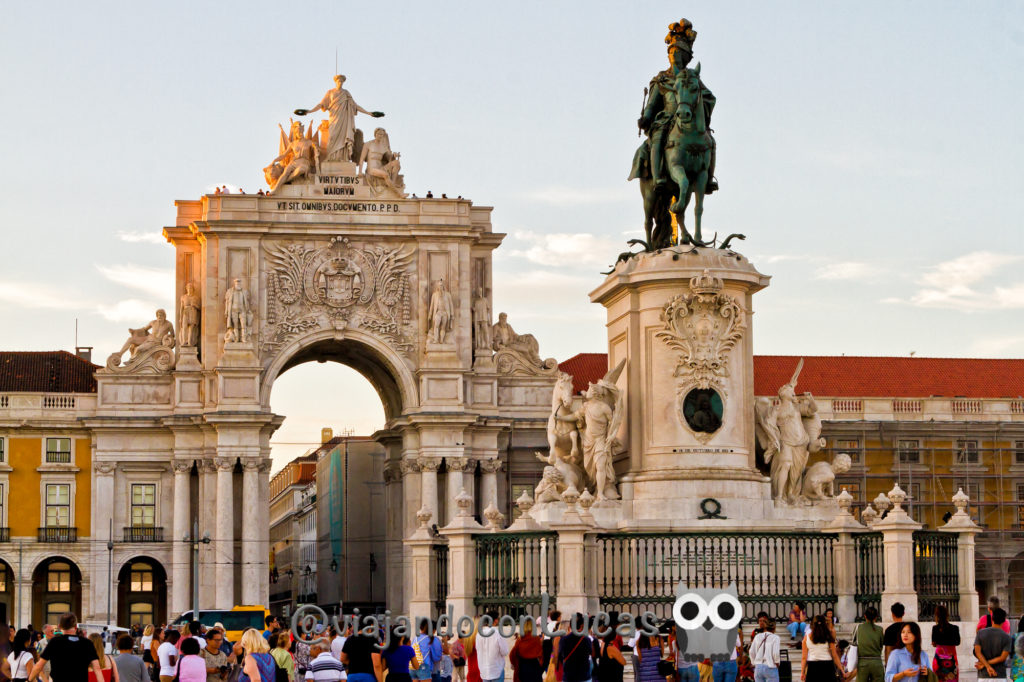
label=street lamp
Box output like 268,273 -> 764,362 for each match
184,520 -> 211,619
329,558 -> 338,573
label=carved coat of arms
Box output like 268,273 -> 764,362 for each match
656,269 -> 745,439
264,236 -> 413,355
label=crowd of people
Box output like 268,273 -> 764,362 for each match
5,603 -> 1024,682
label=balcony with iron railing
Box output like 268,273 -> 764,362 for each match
123,526 -> 164,542
38,527 -> 77,543
45,450 -> 71,464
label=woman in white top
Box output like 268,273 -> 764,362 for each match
3,629 -> 36,682
801,615 -> 843,682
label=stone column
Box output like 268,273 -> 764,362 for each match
478,458 -> 502,514
825,490 -> 867,624
874,485 -> 923,622
383,463 -> 404,611
400,458 -> 422,613
92,462 -> 117,622
406,507 -> 437,620
444,458 -> 473,525
419,457 -> 441,523
257,460 -> 272,607
548,487 -> 592,616
214,457 -> 235,608
171,460 -> 192,615
241,459 -> 261,605
199,460 -> 218,608
939,488 -> 982,624
440,489 -> 485,618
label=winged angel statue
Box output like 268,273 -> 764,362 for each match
753,358 -> 827,504
265,119 -> 321,194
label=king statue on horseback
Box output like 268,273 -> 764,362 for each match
629,19 -> 720,249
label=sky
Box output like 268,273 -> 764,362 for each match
1,2 -> 1022,470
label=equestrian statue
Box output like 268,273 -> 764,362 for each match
629,19 -> 720,250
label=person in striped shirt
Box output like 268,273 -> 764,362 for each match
307,644 -> 348,682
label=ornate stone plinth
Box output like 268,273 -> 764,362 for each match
590,246 -> 781,528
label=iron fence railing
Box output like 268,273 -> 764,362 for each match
913,530 -> 959,620
596,532 -> 837,622
855,532 -> 883,620
474,531 -> 557,616
123,526 -> 164,542
433,543 -> 449,617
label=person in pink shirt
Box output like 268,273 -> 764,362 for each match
977,597 -> 1011,634
178,639 -> 209,682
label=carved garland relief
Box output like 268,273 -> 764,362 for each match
262,236 -> 415,357
655,269 -> 745,442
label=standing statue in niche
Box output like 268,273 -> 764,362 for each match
178,282 -> 201,348
224,278 -> 253,343
754,359 -> 827,504
427,279 -> 454,344
472,288 -> 492,351
629,18 -> 718,249
301,74 -> 384,163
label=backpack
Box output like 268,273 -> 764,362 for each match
274,659 -> 289,682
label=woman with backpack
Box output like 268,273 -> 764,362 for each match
176,637 -> 208,682
381,628 -> 417,682
270,633 -> 296,682
929,605 -> 960,682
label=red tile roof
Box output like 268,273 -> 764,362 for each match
0,351 -> 99,393
559,353 -> 1024,399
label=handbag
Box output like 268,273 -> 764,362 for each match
933,650 -> 957,680
846,625 -> 859,673
658,660 -> 677,677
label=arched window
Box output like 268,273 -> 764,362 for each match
130,562 -> 154,592
45,601 -> 71,625
48,562 -> 71,592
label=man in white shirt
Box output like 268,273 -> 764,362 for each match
307,644 -> 348,682
750,617 -> 781,682
331,624 -> 351,668
475,613 -> 510,682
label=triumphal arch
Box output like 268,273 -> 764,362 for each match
91,78 -> 557,613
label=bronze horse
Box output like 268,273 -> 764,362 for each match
665,64 -> 714,247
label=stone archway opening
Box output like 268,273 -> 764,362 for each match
266,337 -> 398,614
32,557 -> 82,626
117,557 -> 167,627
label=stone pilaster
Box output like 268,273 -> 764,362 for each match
874,485 -> 922,621
549,512 -> 593,616
214,456 -> 235,607
257,459 -> 272,607
171,459 -> 192,615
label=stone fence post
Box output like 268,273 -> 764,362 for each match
938,488 -> 981,624
407,507 -> 438,620
874,484 -> 922,622
825,489 -> 866,624
549,486 -> 593,615
439,489 -> 484,619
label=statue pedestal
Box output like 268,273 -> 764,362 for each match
590,246 -> 778,528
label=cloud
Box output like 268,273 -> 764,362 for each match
970,334 -> 1024,356
522,186 -> 634,205
96,264 -> 175,302
887,251 -> 1024,311
117,231 -> 166,245
0,282 -> 88,310
508,230 -> 626,268
814,262 -> 877,281
97,299 -> 163,323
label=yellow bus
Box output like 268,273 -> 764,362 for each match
170,605 -> 270,643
